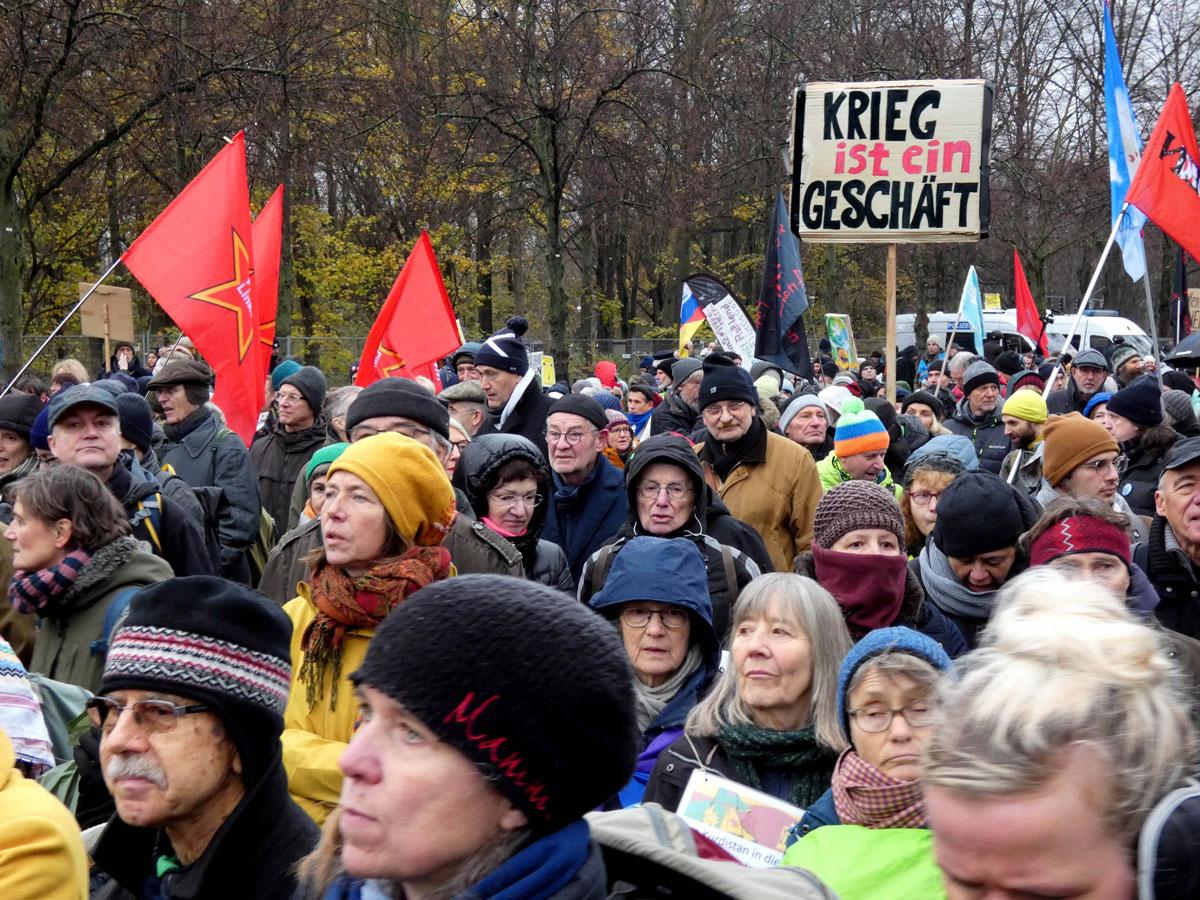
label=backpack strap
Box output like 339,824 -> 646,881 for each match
129,491 -> 164,554
719,545 -> 737,600
590,544 -> 617,599
89,586 -> 140,657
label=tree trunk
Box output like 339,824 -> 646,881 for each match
475,196 -> 494,334
0,179 -> 27,372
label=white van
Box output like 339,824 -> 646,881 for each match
896,310 -> 1153,358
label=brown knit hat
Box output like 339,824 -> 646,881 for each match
812,480 -> 905,550
1041,413 -> 1119,487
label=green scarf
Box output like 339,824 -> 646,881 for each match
717,723 -> 838,809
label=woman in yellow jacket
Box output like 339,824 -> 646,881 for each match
282,433 -> 456,824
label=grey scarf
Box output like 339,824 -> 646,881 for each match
633,645 -> 702,733
918,540 -> 1000,621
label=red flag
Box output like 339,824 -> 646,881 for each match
252,185 -> 284,377
1013,249 -> 1047,354
354,231 -> 461,387
1125,84 -> 1200,263
123,133 -> 262,443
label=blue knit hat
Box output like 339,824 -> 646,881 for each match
905,434 -> 979,473
270,359 -> 302,391
833,398 -> 889,458
836,626 -> 954,738
1083,391 -> 1113,419
30,406 -> 50,451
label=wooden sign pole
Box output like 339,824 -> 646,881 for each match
886,243 -> 897,404
103,303 -> 111,369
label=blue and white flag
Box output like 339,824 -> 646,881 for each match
959,265 -> 986,356
1104,0 -> 1148,282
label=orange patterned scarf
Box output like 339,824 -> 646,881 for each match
299,546 -> 452,710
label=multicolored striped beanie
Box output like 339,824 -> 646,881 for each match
834,397 -> 890,458
100,576 -> 293,784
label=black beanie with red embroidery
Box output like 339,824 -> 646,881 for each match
351,575 -> 637,832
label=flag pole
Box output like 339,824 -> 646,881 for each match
1139,269 -> 1163,387
934,288 -> 968,390
1040,205 -> 1128,403
0,256 -> 123,400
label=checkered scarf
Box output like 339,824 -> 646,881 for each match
8,548 -> 92,615
831,748 -> 927,829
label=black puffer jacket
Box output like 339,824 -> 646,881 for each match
459,433 -> 572,593
944,397 -> 1010,474
1118,424 -> 1178,518
650,390 -> 698,436
577,433 -> 772,639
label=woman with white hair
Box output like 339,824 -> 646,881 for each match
924,568 -> 1198,898
643,573 -> 852,812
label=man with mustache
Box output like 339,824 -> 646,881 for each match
89,577 -> 317,899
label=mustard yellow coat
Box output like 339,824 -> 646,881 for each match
0,730 -> 87,899
281,584 -> 374,825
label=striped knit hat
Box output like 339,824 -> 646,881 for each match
100,576 -> 293,783
834,398 -> 890,458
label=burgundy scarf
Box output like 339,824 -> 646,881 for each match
810,545 -> 908,637
832,748 -> 927,829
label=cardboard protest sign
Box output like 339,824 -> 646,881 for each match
791,79 -> 992,242
676,769 -> 804,867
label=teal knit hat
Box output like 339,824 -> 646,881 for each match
834,398 -> 890,458
270,359 -> 302,391
305,442 -> 349,483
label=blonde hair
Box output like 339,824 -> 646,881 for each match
685,573 -> 850,752
51,358 -> 89,385
924,568 -> 1197,841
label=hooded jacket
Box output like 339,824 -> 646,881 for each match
588,537 -> 721,805
696,425 -> 823,572
944,396 -> 1010,474
28,536 -> 173,693
577,434 -> 770,638
459,433 -> 571,592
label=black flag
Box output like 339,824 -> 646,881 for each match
756,192 -> 812,376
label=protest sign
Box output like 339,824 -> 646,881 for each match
791,79 -> 992,242
825,313 -> 858,370
676,769 -> 804,867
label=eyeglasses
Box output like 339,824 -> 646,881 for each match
848,701 -> 940,733
489,492 -> 543,508
908,490 -> 942,508
619,607 -> 690,629
86,697 -> 210,735
637,482 -> 693,501
275,390 -> 304,404
545,429 -> 596,446
702,401 -> 750,419
1079,457 -> 1118,475
451,439 -> 470,453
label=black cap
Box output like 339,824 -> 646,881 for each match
547,394 -> 608,430
1163,436 -> 1200,472
47,384 -> 118,429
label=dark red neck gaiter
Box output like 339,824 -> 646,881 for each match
811,545 -> 909,638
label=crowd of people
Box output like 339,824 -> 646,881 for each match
0,322 -> 1198,898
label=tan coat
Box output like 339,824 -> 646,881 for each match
697,430 -> 822,572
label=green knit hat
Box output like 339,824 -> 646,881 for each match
305,442 -> 349,484
834,398 -> 890,458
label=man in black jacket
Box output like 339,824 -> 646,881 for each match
944,359 -> 1010,474
650,358 -> 703,436
90,577 -> 317,899
250,365 -> 327,530
1047,349 -> 1110,415
47,386 -> 214,577
473,316 -> 552,455
1135,437 -> 1200,640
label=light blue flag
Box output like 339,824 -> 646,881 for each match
959,265 -> 986,356
1103,0 -> 1148,282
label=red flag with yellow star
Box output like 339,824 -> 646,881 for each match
252,185 -> 284,377
354,231 -> 461,387
123,132 -> 263,443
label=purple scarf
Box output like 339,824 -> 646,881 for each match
9,549 -> 92,614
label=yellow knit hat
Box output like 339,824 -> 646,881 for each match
1002,390 -> 1048,424
328,433 -> 456,547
